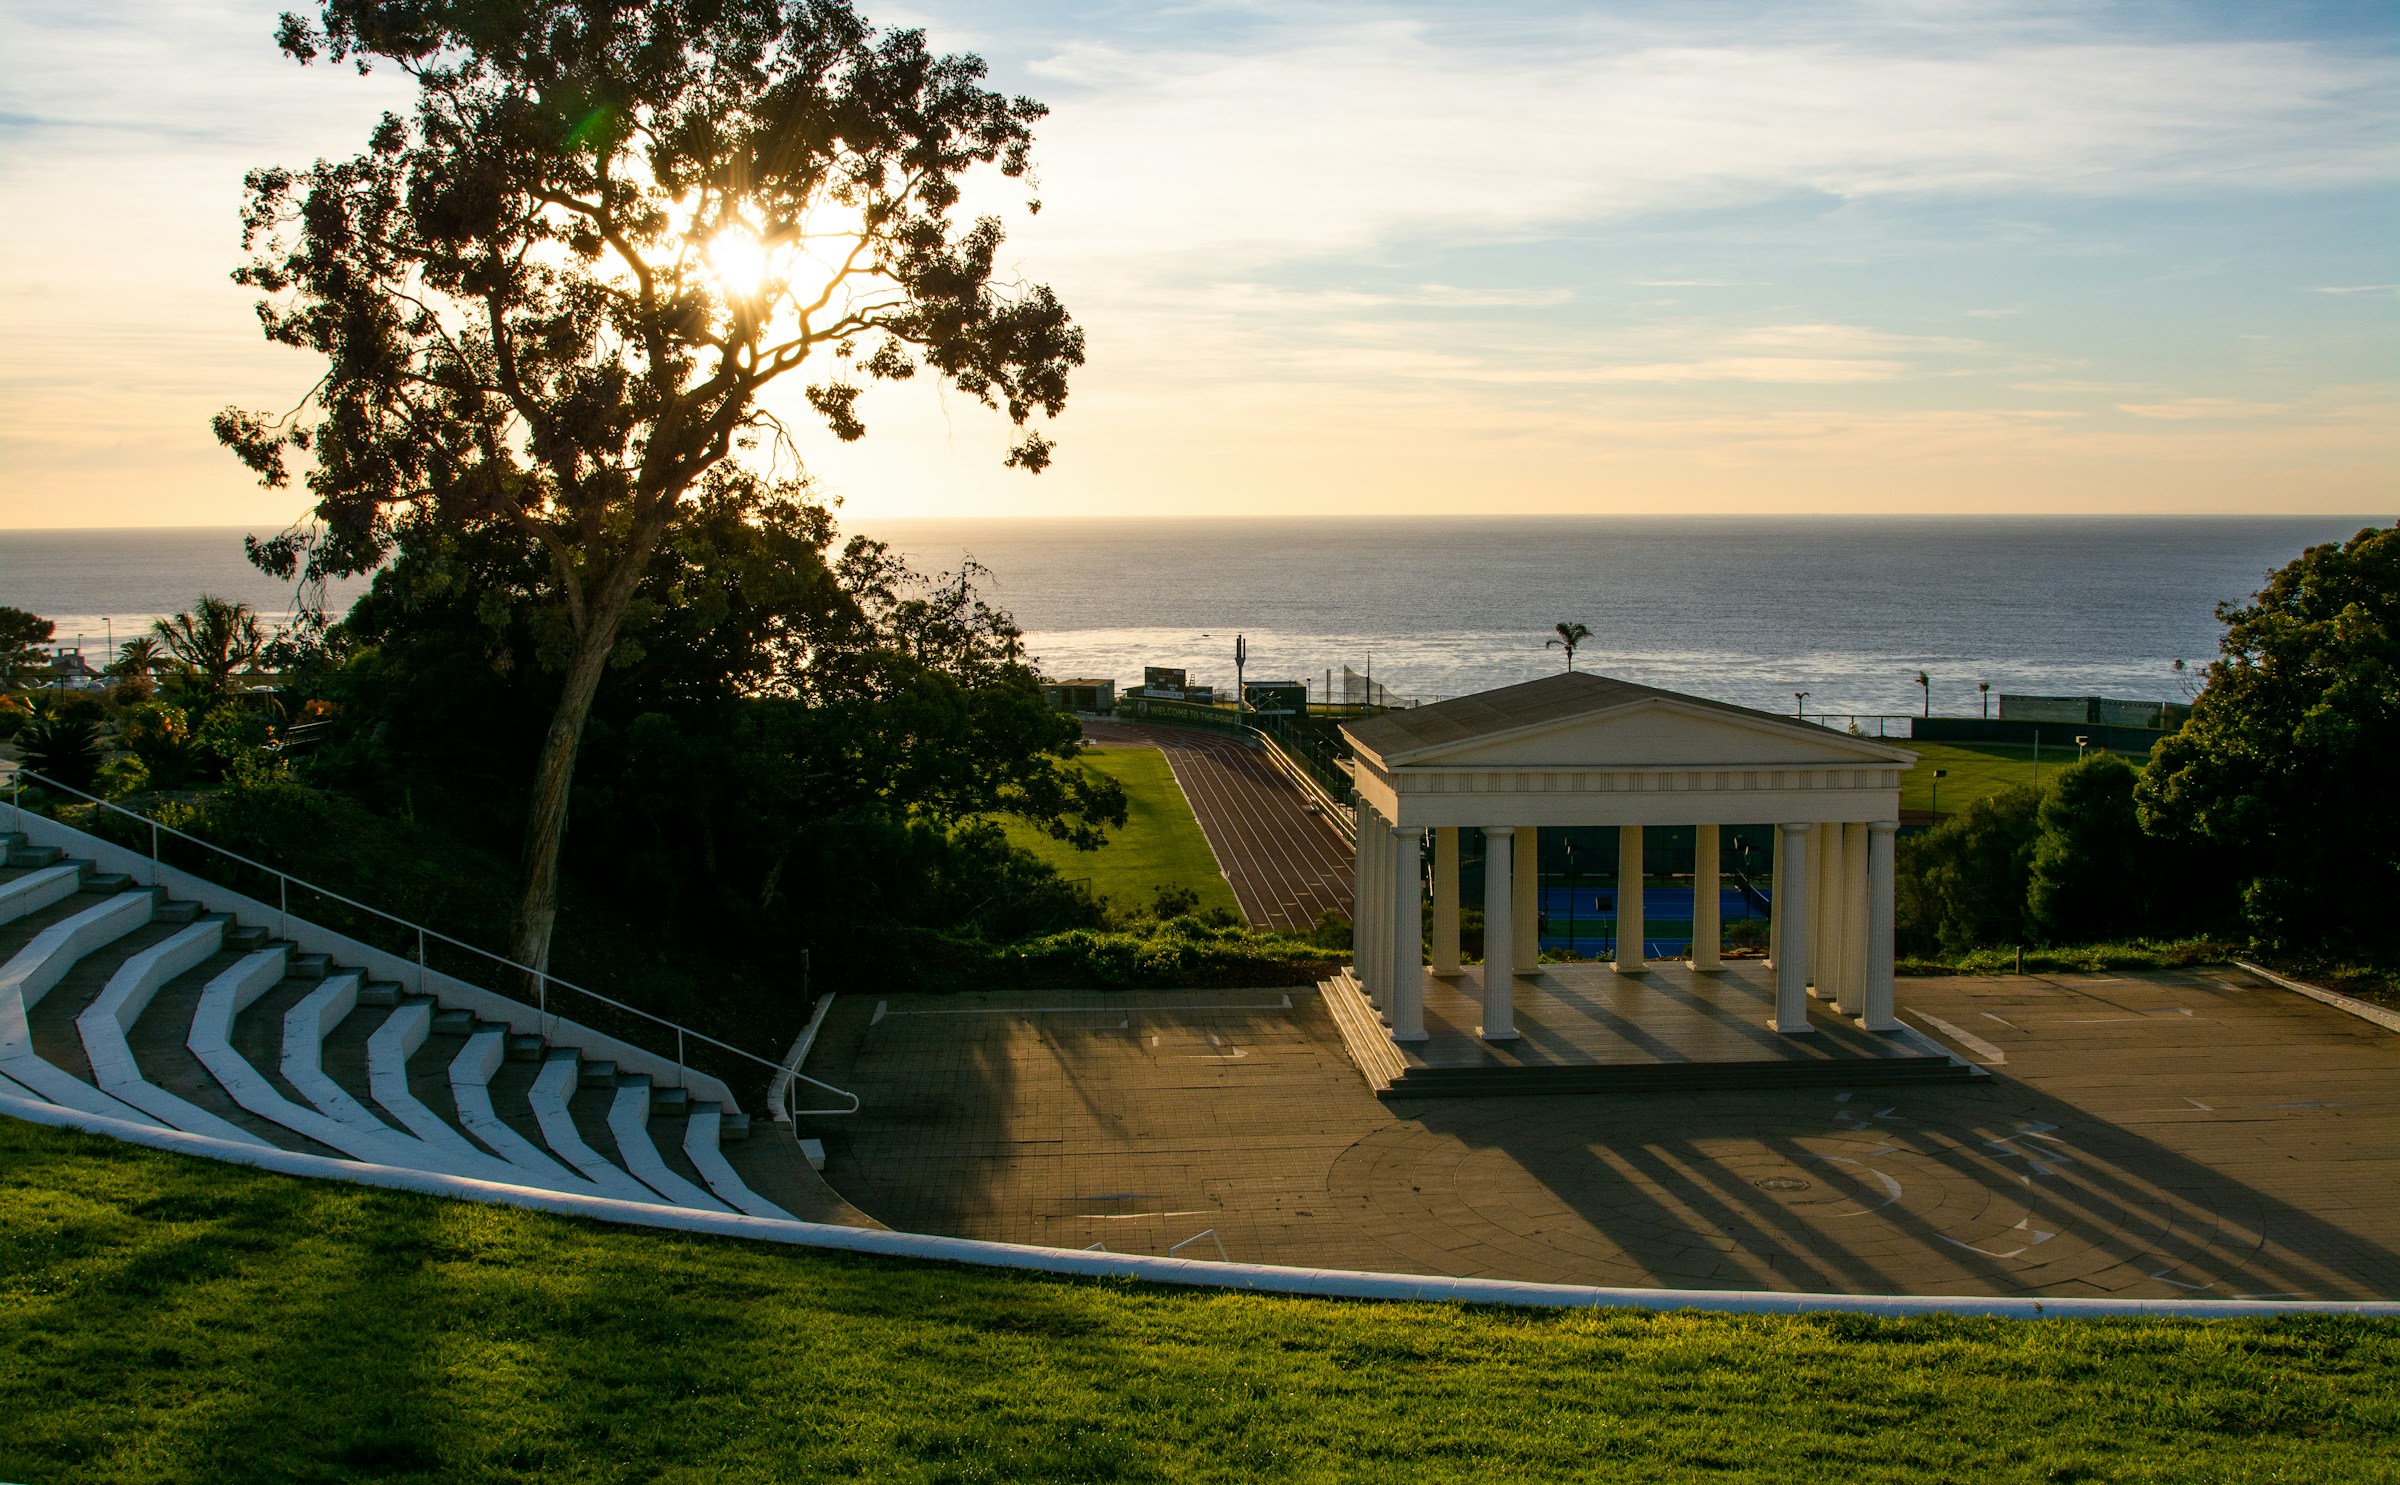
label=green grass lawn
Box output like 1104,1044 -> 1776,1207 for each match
1899,740 -> 2150,817
3,1123 -> 2395,1483
1002,748 -> 1240,919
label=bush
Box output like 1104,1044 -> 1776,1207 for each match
1898,786 -> 2040,956
18,710 -> 102,793
2028,755 -> 2147,944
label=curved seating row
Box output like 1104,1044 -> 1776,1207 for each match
0,836 -> 789,1222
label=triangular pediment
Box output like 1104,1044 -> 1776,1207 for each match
1345,673 -> 1914,770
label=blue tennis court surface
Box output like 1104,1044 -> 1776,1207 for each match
1534,886 -> 1767,957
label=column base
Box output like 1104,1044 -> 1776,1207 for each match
1806,985 -> 1831,999
1854,1015 -> 1901,1033
1478,1027 -> 1520,1042
1611,960 -> 1647,975
1685,958 -> 1722,973
1431,966 -> 1463,979
1512,966 -> 1542,978
1767,1017 -> 1818,1035
1389,1029 -> 1430,1044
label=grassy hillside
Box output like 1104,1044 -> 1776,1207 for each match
1001,747 -> 1241,920
3,1121 -> 2395,1483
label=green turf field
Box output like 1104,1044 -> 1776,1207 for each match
2,1122 -> 2393,1483
1000,747 -> 1240,919
1899,739 -> 2150,817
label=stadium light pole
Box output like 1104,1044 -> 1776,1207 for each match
1979,681 -> 1990,719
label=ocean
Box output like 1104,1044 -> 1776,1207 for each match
1,516 -> 2383,717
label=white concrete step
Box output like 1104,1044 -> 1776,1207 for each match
528,1054 -> 661,1204
282,974 -> 419,1148
363,1000 -> 524,1185
0,892 -> 163,1125
683,1104 -> 793,1220
609,1080 -> 731,1212
0,864 -> 85,926
192,949 -> 426,1165
75,919 -> 265,1145
448,1028 -> 590,1192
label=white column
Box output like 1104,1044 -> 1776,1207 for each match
1351,816 -> 1376,1004
1838,822 -> 1869,1016
1613,824 -> 1646,973
1431,827 -> 1461,975
1808,821 -> 1836,997
1861,820 -> 1899,1031
1511,826 -> 1540,975
1360,811 -> 1386,1013
1772,822 -> 1814,1033
1688,825 -> 1722,971
1480,827 -> 1518,1040
1766,823 -> 1785,970
1391,827 -> 1426,1042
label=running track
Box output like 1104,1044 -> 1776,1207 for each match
1081,721 -> 1354,932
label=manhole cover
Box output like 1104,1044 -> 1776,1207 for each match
1753,1176 -> 1811,1192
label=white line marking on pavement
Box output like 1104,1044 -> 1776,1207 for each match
1905,1009 -> 2006,1064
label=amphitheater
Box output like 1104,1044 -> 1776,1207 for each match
6,682 -> 2398,1318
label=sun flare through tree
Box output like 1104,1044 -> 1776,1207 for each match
213,0 -> 1085,974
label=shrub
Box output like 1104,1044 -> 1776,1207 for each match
2028,755 -> 2147,943
18,710 -> 102,793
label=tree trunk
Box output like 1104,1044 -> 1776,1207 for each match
506,530 -> 666,979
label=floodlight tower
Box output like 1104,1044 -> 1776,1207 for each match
1234,634 -> 1247,727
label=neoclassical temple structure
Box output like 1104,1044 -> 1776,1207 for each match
1338,673 -> 1916,1070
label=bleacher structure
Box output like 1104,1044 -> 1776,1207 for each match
0,794 -> 863,1228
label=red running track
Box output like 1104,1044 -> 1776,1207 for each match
1081,721 -> 1354,932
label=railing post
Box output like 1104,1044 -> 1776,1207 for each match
150,820 -> 160,888
279,875 -> 289,941
676,1026 -> 686,1089
416,927 -> 427,994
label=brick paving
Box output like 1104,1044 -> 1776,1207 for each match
1079,721 -> 1352,931
803,965 -> 2400,1298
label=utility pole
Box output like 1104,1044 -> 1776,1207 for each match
1234,633 -> 1247,727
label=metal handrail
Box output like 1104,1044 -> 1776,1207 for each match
4,769 -> 858,1121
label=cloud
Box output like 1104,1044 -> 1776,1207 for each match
2116,398 -> 2293,420
2314,283 -> 2400,295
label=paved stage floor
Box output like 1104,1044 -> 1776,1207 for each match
1407,960 -> 1934,1070
801,967 -> 2400,1299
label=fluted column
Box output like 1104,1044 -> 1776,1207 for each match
1391,827 -> 1426,1042
1767,822 -> 1785,970
1613,824 -> 1646,973
1480,826 -> 1518,1040
1359,811 -> 1386,1014
1809,821 -> 1837,998
1512,826 -> 1540,975
1861,820 -> 1900,1031
1772,822 -> 1814,1033
1351,815 -> 1376,1005
1838,822 -> 1869,1016
1431,827 -> 1461,975
1688,825 -> 1722,971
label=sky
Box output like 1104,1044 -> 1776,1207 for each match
0,0 -> 2393,528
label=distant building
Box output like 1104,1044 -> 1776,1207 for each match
1042,678 -> 1116,714
1998,694 -> 2190,730
48,647 -> 101,691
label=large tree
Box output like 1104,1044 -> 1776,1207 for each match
217,0 -> 1083,972
2138,523 -> 2398,959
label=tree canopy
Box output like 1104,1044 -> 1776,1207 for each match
215,0 -> 1084,971
2138,522 -> 2399,958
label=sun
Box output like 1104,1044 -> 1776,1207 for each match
704,229 -> 778,299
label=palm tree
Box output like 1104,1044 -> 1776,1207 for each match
1547,621 -> 1592,672
106,634 -> 163,678
153,596 -> 266,693
1915,670 -> 1931,718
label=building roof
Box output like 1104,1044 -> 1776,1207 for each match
1342,671 -> 1910,767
